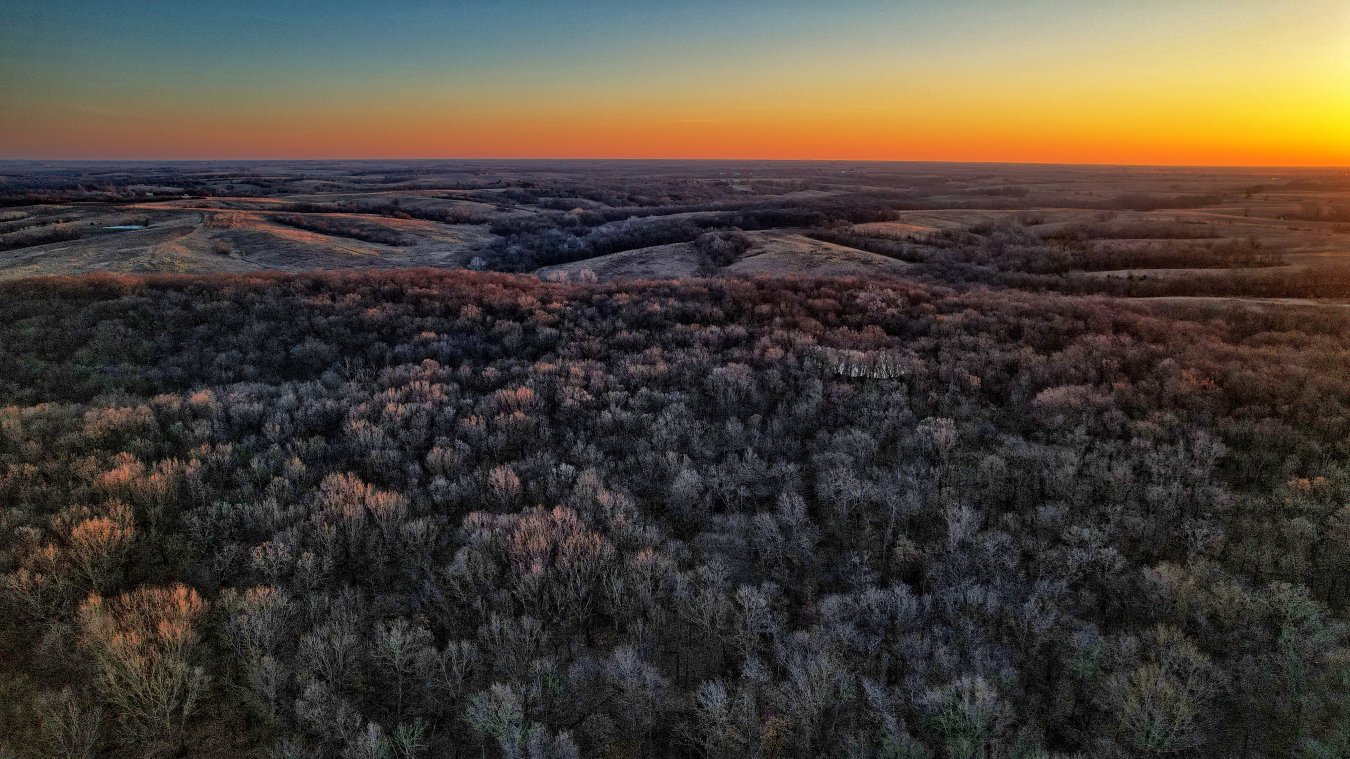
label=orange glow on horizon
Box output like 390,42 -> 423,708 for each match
7,72 -> 1346,166
8,107 -> 1342,167
2,2 -> 1347,166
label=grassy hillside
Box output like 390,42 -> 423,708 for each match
4,162 -> 1348,299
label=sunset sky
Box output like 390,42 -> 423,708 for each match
2,0 -> 1347,165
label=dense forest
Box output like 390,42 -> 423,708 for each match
2,269 -> 1348,758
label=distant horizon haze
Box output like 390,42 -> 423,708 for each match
2,157 -> 1348,170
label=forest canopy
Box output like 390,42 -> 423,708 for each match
1,269 -> 1348,758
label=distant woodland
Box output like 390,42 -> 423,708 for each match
2,269 -> 1349,758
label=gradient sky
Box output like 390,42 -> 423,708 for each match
2,0 -> 1347,164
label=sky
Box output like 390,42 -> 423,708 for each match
1,0 -> 1347,165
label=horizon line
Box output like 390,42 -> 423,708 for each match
2,156 -> 1348,171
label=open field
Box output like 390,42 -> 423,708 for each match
723,230 -> 912,276
1139,295 -> 1350,310
2,160 -> 1349,299
537,241 -> 704,280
